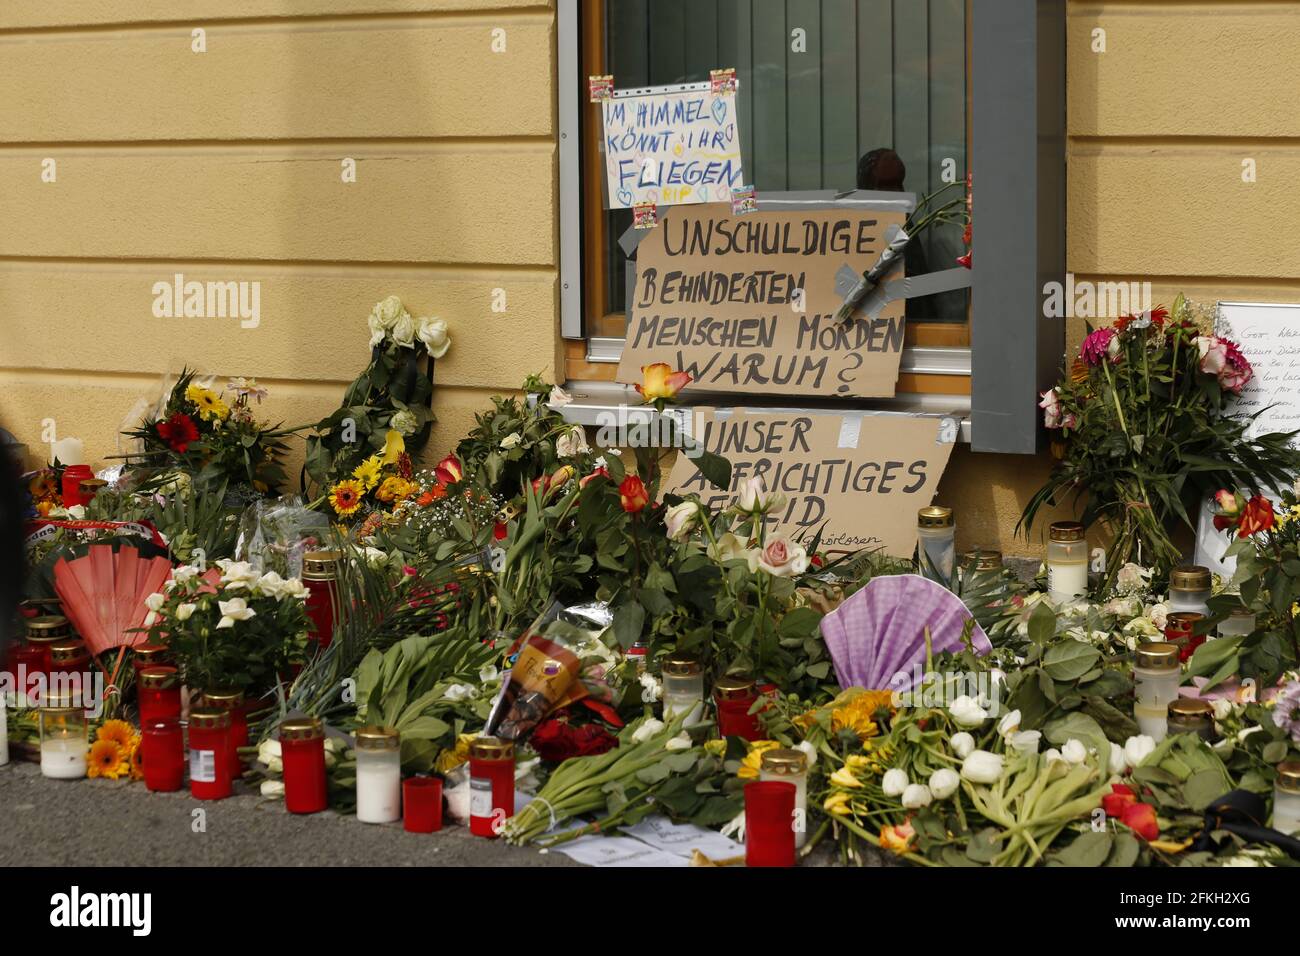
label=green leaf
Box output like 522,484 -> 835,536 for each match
1183,769 -> 1228,810
1050,830 -> 1112,867
1027,601 -> 1058,645
1105,832 -> 1141,868
1043,640 -> 1103,682
612,600 -> 646,649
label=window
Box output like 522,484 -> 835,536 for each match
571,0 -> 971,395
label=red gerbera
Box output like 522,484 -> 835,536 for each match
156,413 -> 199,453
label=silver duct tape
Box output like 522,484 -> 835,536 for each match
837,265 -> 974,324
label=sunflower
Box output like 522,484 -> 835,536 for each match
352,455 -> 383,491
831,692 -> 891,741
185,384 -> 229,422
96,719 -> 135,747
737,740 -> 781,779
328,479 -> 366,517
87,739 -> 128,780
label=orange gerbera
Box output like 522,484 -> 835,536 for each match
129,740 -> 144,781
96,719 -> 135,747
417,485 -> 448,507
328,479 -> 366,517
87,739 -> 128,780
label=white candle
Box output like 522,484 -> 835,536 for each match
1047,560 -> 1088,603
355,752 -> 401,823
1133,704 -> 1167,743
49,437 -> 85,467
41,737 -> 87,779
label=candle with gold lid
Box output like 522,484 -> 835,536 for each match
1133,642 -> 1181,709
917,506 -> 956,583
354,725 -> 401,824
25,615 -> 70,674
714,674 -> 763,741
198,688 -> 248,778
661,654 -> 704,721
1167,698 -> 1214,741
759,748 -> 809,849
1168,565 -> 1212,617
301,549 -> 342,649
1046,521 -> 1088,602
962,549 -> 1003,572
469,736 -> 515,837
1273,761 -> 1300,836
39,688 -> 87,780
1217,606 -> 1256,640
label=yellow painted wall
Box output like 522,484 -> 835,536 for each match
0,0 -> 560,479
4,1 -> 1299,559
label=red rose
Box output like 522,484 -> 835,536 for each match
580,466 -> 611,489
156,413 -> 199,453
619,475 -> 649,513
530,718 -> 618,762
1120,801 -> 1160,841
1237,495 -> 1275,538
434,454 -> 463,486
1101,783 -> 1137,818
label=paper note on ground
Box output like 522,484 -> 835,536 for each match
620,815 -> 744,861
617,202 -> 908,399
551,835 -> 689,868
666,408 -> 955,556
602,85 -> 744,209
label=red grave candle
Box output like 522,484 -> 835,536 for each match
468,737 -> 514,838
279,717 -> 328,814
714,674 -> 764,741
744,781 -> 797,867
403,776 -> 444,833
301,550 -> 342,649
131,643 -> 171,679
140,717 -> 185,792
60,465 -> 93,508
137,666 -> 182,724
199,688 -> 248,778
25,616 -> 70,677
48,639 -> 90,676
188,707 -> 233,800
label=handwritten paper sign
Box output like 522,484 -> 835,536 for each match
665,408 -> 954,557
1217,301 -> 1300,442
616,202 -> 909,399
602,84 -> 744,209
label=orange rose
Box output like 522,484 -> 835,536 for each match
635,363 -> 692,402
618,475 -> 649,513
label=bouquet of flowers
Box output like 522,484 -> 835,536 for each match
123,371 -> 291,498
142,560 -> 312,694
1022,295 -> 1299,590
303,296 -> 450,495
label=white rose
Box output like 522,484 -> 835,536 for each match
547,385 -> 573,409
176,603 -> 197,622
708,532 -> 751,564
949,731 -> 976,759
391,312 -> 417,349
881,768 -> 909,797
664,500 -> 702,542
949,695 -> 989,728
500,432 -> 523,450
216,597 -> 256,629
631,718 -> 665,743
901,784 -> 933,809
171,565 -> 200,585
371,295 -> 404,328
255,571 -> 287,598
1008,730 -> 1041,754
749,533 -> 809,577
367,312 -> 387,347
281,578 -> 310,601
144,592 -> 166,613
1043,748 -> 1064,765
960,750 -> 1005,784
415,316 -> 451,358
218,560 -> 259,590
638,672 -> 662,702
997,709 -> 1022,737
555,427 -> 590,459
733,476 -> 787,515
1061,738 -> 1089,764
389,409 -> 418,436
1147,603 -> 1169,630
929,768 -> 960,800
1124,734 -> 1157,769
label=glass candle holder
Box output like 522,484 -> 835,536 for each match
1134,702 -> 1168,743
199,688 -> 248,779
11,641 -> 46,703
188,706 -> 233,801
1133,642 -> 1181,709
403,776 -> 444,834
60,465 -> 93,508
48,639 -> 90,676
354,726 -> 402,824
625,642 -> 648,676
140,717 -> 185,792
469,736 -> 515,838
0,694 -> 7,766
279,717 -> 328,814
1047,521 -> 1088,602
1273,761 -> 1300,836
1167,698 -> 1214,741
301,549 -> 342,649
138,666 -> 182,724
1168,566 -> 1212,617
714,675 -> 763,741
661,655 -> 704,721
744,781 -> 797,867
78,478 -> 108,504
917,506 -> 956,582
1164,612 -> 1206,662
1218,607 -> 1256,640
25,615 -> 70,675
39,692 -> 87,780
131,643 -> 171,679
760,748 -> 809,849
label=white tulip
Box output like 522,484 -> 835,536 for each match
795,740 -> 818,770
997,709 -> 1022,737
1107,740 -> 1127,776
259,779 -> 286,798
960,750 -> 1005,784
442,683 -> 475,701
949,695 -> 989,728
664,732 -> 692,751
949,731 -> 976,759
929,768 -> 960,800
1008,730 -> 1041,754
1061,738 -> 1089,765
901,784 -> 933,809
1042,748 -> 1064,765
258,738 -> 283,773
1212,699 -> 1234,721
881,768 -> 909,797
631,718 -> 665,743
1124,734 -> 1157,769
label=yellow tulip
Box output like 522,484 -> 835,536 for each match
830,766 -> 864,789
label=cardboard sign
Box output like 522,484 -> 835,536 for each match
1217,301 -> 1300,442
617,202 -> 908,399
665,408 -> 954,557
601,84 -> 744,209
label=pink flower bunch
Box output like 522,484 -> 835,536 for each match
1197,335 -> 1253,394
1079,327 -> 1120,367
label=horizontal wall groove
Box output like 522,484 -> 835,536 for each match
1069,136 -> 1300,149
0,256 -> 557,278
0,7 -> 555,37
0,367 -> 513,394
0,139 -> 556,155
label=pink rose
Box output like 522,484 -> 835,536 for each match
1198,335 -> 1254,394
749,533 -> 809,577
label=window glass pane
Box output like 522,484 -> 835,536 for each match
594,0 -> 968,331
